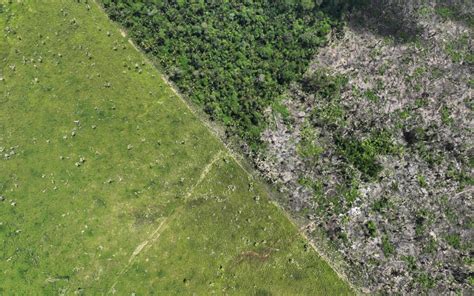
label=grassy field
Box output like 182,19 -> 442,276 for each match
0,1 -> 352,294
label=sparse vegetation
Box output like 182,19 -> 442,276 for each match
440,105 -> 453,125
306,69 -> 348,127
445,233 -> 462,250
257,1 -> 473,294
297,124 -> 323,160
423,238 -> 438,254
415,272 -> 436,289
381,235 -> 395,256
444,33 -> 473,65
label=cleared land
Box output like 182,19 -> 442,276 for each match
0,1 -> 352,294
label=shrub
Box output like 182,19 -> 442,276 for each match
372,196 -> 391,213
335,130 -> 398,180
445,233 -> 461,249
297,125 -> 323,160
366,220 -> 377,237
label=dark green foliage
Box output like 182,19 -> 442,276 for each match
300,70 -> 400,218
312,102 -> 346,128
444,34 -> 473,65
272,101 -> 291,120
415,97 -> 429,108
102,0 -> 334,148
335,130 -> 399,180
301,69 -> 348,97
372,196 -> 391,213
318,0 -> 370,18
435,6 -> 456,19
416,273 -> 436,289
305,69 -> 348,127
404,255 -> 436,288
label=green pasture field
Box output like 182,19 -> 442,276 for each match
0,1 -> 352,294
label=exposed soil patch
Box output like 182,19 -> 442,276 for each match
236,248 -> 274,264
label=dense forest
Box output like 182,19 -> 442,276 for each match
102,0 -> 341,148
101,0 -> 473,294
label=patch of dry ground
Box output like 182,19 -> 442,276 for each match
258,3 -> 473,294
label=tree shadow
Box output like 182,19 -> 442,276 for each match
348,2 -> 423,43
322,0 -> 424,43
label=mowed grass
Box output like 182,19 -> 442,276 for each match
0,1 -> 352,295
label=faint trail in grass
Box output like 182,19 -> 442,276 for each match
129,219 -> 167,264
93,0 -> 352,291
108,217 -> 169,294
185,150 -> 224,200
108,150 -> 223,294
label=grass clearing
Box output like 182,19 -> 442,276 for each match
0,1 -> 352,294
